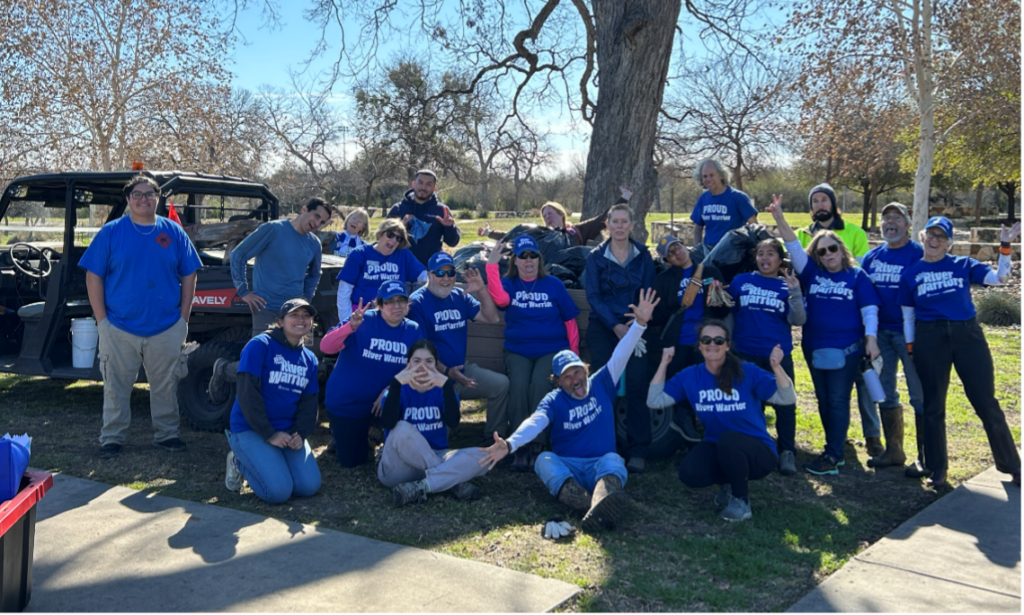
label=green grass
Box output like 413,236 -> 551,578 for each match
1,326 -> 1017,611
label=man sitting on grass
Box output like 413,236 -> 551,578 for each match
477,289 -> 659,532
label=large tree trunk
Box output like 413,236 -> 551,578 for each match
581,0 -> 682,242
998,181 -> 1017,222
910,93 -> 935,238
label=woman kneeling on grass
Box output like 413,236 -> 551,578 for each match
381,339 -> 489,507
647,320 -> 795,522
225,298 -> 321,504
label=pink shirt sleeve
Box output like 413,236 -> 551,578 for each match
565,319 -> 580,355
319,322 -> 354,354
485,264 -> 510,307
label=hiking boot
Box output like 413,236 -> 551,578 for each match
778,450 -> 797,476
865,436 -> 885,458
804,452 -> 840,476
719,496 -> 752,522
675,404 -> 702,443
868,408 -> 907,468
449,482 -> 481,501
714,484 -> 733,508
99,443 -> 122,459
557,478 -> 592,513
225,452 -> 243,492
626,457 -> 646,474
208,358 -> 231,401
393,480 -> 428,507
582,475 -> 629,532
510,447 -> 531,472
152,437 -> 186,452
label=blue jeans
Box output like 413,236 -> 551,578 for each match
805,347 -> 861,461
877,328 -> 924,415
229,430 -> 321,504
534,451 -> 628,497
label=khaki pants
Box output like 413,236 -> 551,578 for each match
97,317 -> 189,446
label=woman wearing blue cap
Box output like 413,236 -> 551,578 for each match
898,217 -> 1021,488
485,234 -> 581,471
320,279 -> 424,467
336,219 -> 427,323
225,299 -> 321,503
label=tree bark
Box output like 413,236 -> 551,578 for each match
998,181 -> 1017,222
860,178 -> 871,230
975,184 -> 983,227
581,0 -> 682,241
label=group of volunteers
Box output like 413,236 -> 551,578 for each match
83,163 -> 1021,530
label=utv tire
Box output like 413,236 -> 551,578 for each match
614,396 -> 684,459
178,341 -> 244,432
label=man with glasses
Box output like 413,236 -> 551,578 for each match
408,252 -> 509,445
388,169 -> 461,266
81,175 -> 202,458
861,203 -> 925,475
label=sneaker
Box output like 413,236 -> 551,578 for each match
152,437 -> 187,452
99,443 -> 122,459
208,358 -> 230,400
626,457 -> 646,474
804,453 -> 840,476
393,480 -> 428,507
449,482 -> 481,501
778,450 -> 797,476
926,471 -> 948,489
714,484 -> 733,508
225,452 -> 243,492
719,496 -> 752,522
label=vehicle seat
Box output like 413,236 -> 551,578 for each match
17,300 -> 93,321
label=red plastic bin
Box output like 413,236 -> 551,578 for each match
0,471 -> 53,613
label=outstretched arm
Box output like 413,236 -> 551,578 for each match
607,288 -> 659,386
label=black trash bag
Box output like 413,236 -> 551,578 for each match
453,243 -> 506,282
546,245 -> 593,279
703,223 -> 776,283
689,241 -> 711,265
547,263 -> 581,289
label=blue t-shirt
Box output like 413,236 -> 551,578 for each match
408,286 -> 480,368
79,216 -> 201,337
337,244 -> 426,308
862,241 -> 924,331
382,384 -> 453,450
229,333 -> 319,434
690,186 -> 758,246
229,219 -> 323,311
536,367 -> 617,459
675,265 -> 709,345
664,362 -> 778,453
324,312 -> 424,418
898,255 -> 990,322
499,276 -> 580,358
798,259 -> 879,351
729,272 -> 793,356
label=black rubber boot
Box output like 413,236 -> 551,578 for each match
582,475 -> 629,532
868,407 -> 907,468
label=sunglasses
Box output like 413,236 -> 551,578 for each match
383,231 -> 401,240
816,244 -> 840,257
699,336 -> 729,346
432,269 -> 457,278
517,251 -> 539,260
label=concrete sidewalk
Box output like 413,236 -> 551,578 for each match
26,473 -> 579,612
789,466 -> 1021,612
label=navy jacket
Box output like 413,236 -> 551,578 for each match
387,190 -> 461,265
585,238 -> 656,330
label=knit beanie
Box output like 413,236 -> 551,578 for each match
808,183 -> 837,211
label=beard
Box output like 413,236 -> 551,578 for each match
812,209 -> 834,222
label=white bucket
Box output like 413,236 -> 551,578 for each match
71,317 -> 99,368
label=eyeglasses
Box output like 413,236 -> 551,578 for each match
383,231 -> 401,240
816,244 -> 840,257
517,251 -> 539,260
699,336 -> 729,346
382,297 -> 408,306
130,191 -> 158,201
432,269 -> 457,278
925,232 -> 949,242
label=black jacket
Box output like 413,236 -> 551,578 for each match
649,262 -> 730,350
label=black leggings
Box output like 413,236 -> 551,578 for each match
329,414 -> 372,467
678,431 -> 777,500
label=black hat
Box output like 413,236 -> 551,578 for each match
278,298 -> 317,319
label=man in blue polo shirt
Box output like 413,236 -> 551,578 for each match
408,252 -> 509,443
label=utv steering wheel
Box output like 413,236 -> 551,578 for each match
10,243 -> 54,279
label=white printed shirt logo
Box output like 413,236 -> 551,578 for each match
738,282 -> 784,312
695,387 -> 746,413
269,355 -> 310,391
432,308 -> 466,332
363,338 -> 408,364
363,260 -> 400,282
562,395 -> 603,430
403,405 -> 444,433
513,290 -> 552,309
868,260 -> 904,286
809,276 -> 854,300
701,203 -> 732,223
914,270 -> 963,296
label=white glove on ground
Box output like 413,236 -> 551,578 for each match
542,517 -> 575,540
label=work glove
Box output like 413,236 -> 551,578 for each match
542,517 -> 575,540
633,336 -> 647,358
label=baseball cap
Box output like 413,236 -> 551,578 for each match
656,234 -> 684,259
427,252 -> 455,273
513,235 -> 540,256
278,298 -> 317,319
881,203 -> 910,224
552,350 -> 586,376
925,216 -> 954,239
378,280 -> 408,300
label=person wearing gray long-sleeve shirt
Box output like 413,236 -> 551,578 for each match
230,198 -> 333,337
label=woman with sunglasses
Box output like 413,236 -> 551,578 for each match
320,280 -> 424,467
648,320 -> 795,522
336,218 -> 427,322
769,195 -> 880,476
485,234 -> 581,471
727,237 -> 806,476
585,203 -> 656,473
898,217 -> 1021,488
